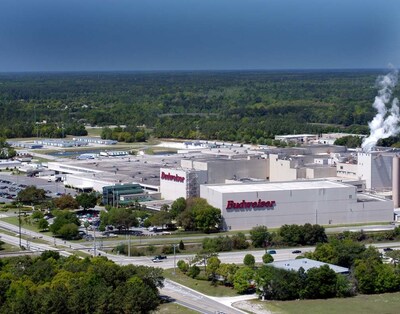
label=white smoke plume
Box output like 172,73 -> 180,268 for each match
361,69 -> 399,152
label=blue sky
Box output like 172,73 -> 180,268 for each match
0,0 -> 399,71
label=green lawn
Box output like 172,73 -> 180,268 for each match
0,216 -> 47,234
152,302 -> 199,314
85,127 -> 103,137
163,268 -> 238,297
0,242 -> 21,252
246,292 -> 400,314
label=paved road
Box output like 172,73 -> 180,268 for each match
161,279 -> 247,314
2,220 -> 400,314
87,224 -> 398,248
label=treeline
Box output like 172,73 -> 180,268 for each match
201,223 -> 327,252
0,122 -> 87,139
1,70 -> 397,144
179,234 -> 400,300
177,251 -> 353,299
0,252 -> 164,314
101,125 -> 147,142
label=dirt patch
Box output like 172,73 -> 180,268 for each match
233,300 -> 273,314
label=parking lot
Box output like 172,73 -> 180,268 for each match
0,173 -> 77,203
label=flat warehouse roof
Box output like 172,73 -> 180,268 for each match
203,180 -> 349,193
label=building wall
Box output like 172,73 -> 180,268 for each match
306,167 -> 337,179
159,168 -> 208,200
181,158 -> 269,183
206,159 -> 268,183
337,163 -> 358,179
200,182 -> 393,231
358,153 -> 393,190
269,154 -> 298,181
159,169 -> 188,200
64,174 -> 108,192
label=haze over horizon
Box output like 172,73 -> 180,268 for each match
0,0 -> 399,72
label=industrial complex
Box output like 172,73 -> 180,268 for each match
6,134 -> 400,230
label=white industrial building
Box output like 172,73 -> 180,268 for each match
357,152 -> 394,191
159,168 -> 208,200
160,157 -> 269,200
200,180 -> 393,231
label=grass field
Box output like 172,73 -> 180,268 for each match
152,302 -> 199,314
163,268 -> 239,297
247,292 -> 400,314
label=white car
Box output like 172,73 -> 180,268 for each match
152,258 -> 163,263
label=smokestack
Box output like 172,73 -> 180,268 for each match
362,69 -> 399,153
393,156 -> 400,208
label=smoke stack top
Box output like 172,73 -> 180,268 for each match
362,69 -> 399,153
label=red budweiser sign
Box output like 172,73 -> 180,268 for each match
226,199 -> 276,210
161,171 -> 185,183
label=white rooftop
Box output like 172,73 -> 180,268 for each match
269,258 -> 349,274
204,180 -> 349,193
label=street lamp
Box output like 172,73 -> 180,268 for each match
18,203 -> 22,248
173,244 -> 178,275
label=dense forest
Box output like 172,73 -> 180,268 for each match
0,70 -> 397,143
0,252 -> 164,314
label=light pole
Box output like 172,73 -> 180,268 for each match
93,226 -> 97,257
18,204 -> 22,248
173,244 -> 178,275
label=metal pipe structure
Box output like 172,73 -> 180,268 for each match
393,156 -> 400,208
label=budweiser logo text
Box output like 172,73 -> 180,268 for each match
226,199 -> 276,211
161,172 -> 185,183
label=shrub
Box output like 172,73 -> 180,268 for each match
187,265 -> 200,278
177,260 -> 189,273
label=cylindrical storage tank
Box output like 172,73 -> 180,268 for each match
392,156 -> 400,208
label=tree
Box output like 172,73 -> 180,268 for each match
255,266 -> 301,301
250,225 -> 271,248
31,211 -> 44,221
187,265 -> 200,278
177,260 -> 189,273
207,256 -> 221,281
53,194 -> 79,210
243,254 -> 255,267
38,219 -> 49,231
179,240 -> 185,250
307,239 -> 366,268
216,263 -> 239,286
0,138 -> 16,159
233,266 -> 254,294
57,223 -> 79,240
49,211 -> 80,238
76,192 -> 97,210
176,209 -> 195,231
301,265 -> 338,299
149,211 -> 172,229
193,203 -> 221,233
17,186 -> 46,204
386,249 -> 400,265
103,207 -> 138,232
170,197 -> 186,218
231,232 -> 249,250
262,253 -> 274,264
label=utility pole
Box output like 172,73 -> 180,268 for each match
173,244 -> 178,275
18,204 -> 22,248
93,227 -> 97,257
128,230 -> 131,257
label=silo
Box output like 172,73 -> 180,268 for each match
392,156 -> 400,208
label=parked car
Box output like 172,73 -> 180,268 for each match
384,247 -> 393,252
154,255 -> 167,260
292,250 -> 302,254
